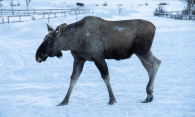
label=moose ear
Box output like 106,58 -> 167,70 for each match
47,23 -> 54,32
55,23 -> 67,33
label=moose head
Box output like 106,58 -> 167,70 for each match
35,23 -> 67,63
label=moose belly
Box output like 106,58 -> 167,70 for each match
103,48 -> 134,60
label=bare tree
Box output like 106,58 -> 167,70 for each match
180,0 -> 195,19
25,0 -> 33,15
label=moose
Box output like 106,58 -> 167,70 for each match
35,16 -> 161,106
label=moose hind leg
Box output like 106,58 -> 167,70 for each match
94,59 -> 116,105
137,50 -> 161,103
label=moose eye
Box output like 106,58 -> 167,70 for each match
47,39 -> 52,44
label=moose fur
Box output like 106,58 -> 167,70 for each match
35,16 -> 161,106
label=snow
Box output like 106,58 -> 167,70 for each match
0,0 -> 195,117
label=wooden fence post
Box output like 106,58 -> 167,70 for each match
48,14 -> 49,23
8,16 -> 9,23
76,11 -> 77,21
2,17 -> 4,24
19,16 -> 21,22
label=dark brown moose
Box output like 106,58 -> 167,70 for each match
35,16 -> 161,106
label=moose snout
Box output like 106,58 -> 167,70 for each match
35,53 -> 48,63
36,56 -> 42,63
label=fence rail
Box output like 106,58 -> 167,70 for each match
154,11 -> 195,20
0,8 -> 90,24
0,8 -> 90,16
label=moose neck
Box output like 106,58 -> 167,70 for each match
58,25 -> 80,51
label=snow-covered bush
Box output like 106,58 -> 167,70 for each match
192,6 -> 195,15
154,5 -> 167,16
182,7 -> 188,15
102,2 -> 107,6
182,7 -> 195,15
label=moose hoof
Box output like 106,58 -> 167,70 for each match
57,101 -> 68,106
108,100 -> 117,105
143,96 -> 153,103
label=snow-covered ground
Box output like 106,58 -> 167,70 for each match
0,0 -> 195,117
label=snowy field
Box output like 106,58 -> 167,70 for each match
0,0 -> 195,117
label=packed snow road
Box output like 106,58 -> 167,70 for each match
0,1 -> 195,117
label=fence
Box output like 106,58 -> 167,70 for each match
0,8 -> 90,24
154,11 -> 195,20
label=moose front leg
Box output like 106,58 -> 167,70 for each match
94,59 -> 116,105
58,58 -> 86,106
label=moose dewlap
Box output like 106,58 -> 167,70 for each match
35,16 -> 161,105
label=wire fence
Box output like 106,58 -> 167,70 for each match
154,11 -> 195,20
0,8 -> 90,24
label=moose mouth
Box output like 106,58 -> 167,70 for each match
36,54 -> 48,63
36,51 -> 62,63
